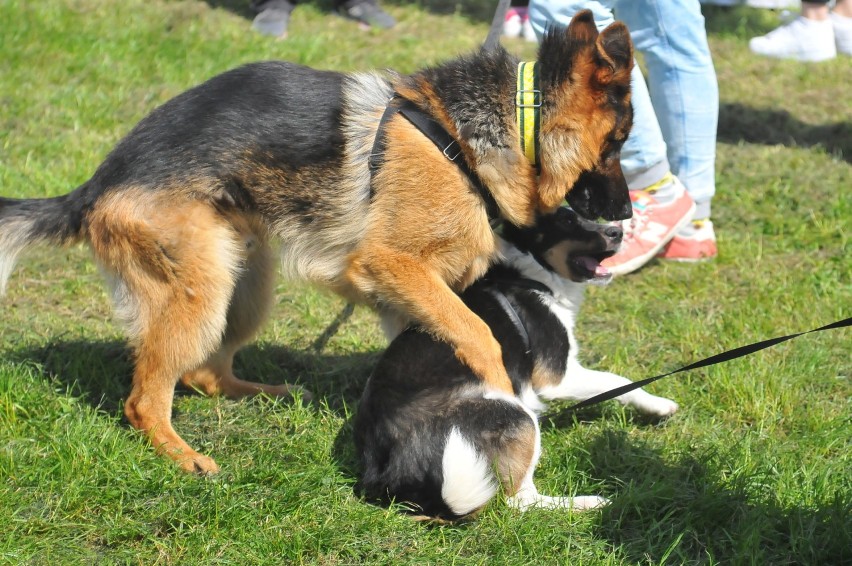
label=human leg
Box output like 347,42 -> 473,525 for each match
528,1 -> 704,273
615,0 -> 718,263
335,0 -> 396,29
528,0 -> 672,189
251,0 -> 295,38
616,0 -> 718,221
831,0 -> 852,55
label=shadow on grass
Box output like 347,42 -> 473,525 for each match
702,5 -> 781,40
329,409 -> 848,563
719,103 -> 852,163
9,338 -> 378,416
587,430 -> 849,564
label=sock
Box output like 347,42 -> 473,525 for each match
676,218 -> 710,237
639,172 -> 677,206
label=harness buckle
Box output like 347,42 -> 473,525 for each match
442,140 -> 462,161
515,89 -> 542,108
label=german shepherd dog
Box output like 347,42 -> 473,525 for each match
0,12 -> 633,473
355,207 -> 678,521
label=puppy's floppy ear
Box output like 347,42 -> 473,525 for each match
593,22 -> 634,87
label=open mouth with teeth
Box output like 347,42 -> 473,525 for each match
567,249 -> 617,283
504,206 -> 623,284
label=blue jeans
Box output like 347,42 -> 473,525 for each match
529,0 -> 718,218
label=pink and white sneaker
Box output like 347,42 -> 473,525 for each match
658,220 -> 718,262
600,174 -> 696,276
503,7 -> 526,38
503,7 -> 537,42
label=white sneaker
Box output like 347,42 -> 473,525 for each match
831,12 -> 852,56
522,17 -> 538,43
700,0 -> 800,6
746,0 -> 800,8
503,7 -> 524,38
749,16 -> 836,61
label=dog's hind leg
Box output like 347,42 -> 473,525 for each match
507,483 -> 609,512
180,224 -> 307,401
90,191 -> 250,474
480,396 -> 608,513
501,441 -> 609,513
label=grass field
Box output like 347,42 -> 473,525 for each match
1,0 -> 850,563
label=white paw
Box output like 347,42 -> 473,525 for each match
628,393 -> 679,418
507,493 -> 609,512
570,495 -> 610,511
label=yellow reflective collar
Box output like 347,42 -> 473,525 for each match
515,61 -> 541,169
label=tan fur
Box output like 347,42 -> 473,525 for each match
345,115 -> 512,391
395,80 -> 539,229
530,364 -> 565,391
495,422 -> 538,497
2,18 -> 633,473
542,242 -> 577,281
87,189 -> 303,473
539,23 -> 634,212
539,57 -> 618,210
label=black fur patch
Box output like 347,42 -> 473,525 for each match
88,61 -> 347,213
354,269 -> 568,519
401,47 -> 517,152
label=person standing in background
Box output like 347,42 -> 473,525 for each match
529,0 -> 720,274
251,0 -> 396,39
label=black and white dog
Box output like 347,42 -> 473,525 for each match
354,207 -> 678,521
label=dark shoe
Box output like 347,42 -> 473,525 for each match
340,2 -> 396,29
252,8 -> 290,38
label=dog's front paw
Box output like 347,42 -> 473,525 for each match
569,495 -> 610,511
507,493 -> 610,512
176,452 -> 221,475
630,394 -> 679,419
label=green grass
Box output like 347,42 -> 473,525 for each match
1,1 -> 850,563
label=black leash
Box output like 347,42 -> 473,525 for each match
567,316 -> 851,412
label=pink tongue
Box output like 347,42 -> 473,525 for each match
577,256 -> 610,277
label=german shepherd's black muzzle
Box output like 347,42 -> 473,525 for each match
566,160 -> 632,221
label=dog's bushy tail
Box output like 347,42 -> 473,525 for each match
440,427 -> 498,516
0,188 -> 86,294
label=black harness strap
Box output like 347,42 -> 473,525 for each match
484,287 -> 532,355
481,277 -> 553,356
369,96 -> 501,220
368,98 -> 402,175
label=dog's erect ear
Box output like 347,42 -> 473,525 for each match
539,12 -> 633,91
566,9 -> 598,45
538,9 -> 599,89
593,22 -> 633,87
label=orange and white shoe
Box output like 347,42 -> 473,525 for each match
600,174 -> 695,276
659,220 -> 717,262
